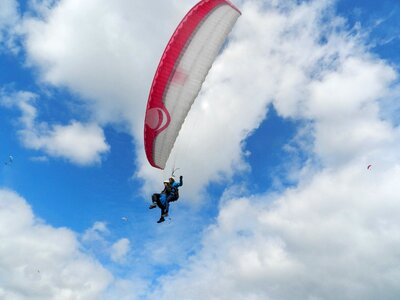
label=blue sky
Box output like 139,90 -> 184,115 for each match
1,0 -> 400,299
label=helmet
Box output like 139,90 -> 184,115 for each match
163,180 -> 170,184
169,177 -> 175,183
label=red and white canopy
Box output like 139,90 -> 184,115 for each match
144,0 -> 241,169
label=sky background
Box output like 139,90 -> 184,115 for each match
1,0 -> 400,299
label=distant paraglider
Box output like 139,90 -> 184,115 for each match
367,164 -> 372,170
4,155 -> 13,166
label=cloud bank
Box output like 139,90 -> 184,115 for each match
149,162 -> 400,300
0,189 -> 112,300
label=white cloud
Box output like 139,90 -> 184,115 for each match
149,161 -> 400,300
0,90 -> 110,165
0,189 -> 112,300
307,56 -> 397,167
22,0 -> 192,128
0,0 -> 20,52
110,238 -> 130,264
0,0 -> 18,32
102,277 -> 149,300
0,190 -> 148,300
82,223 -> 132,266
82,221 -> 110,243
20,120 -> 110,165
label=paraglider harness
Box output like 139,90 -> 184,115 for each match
168,168 -> 182,202
169,184 -> 179,202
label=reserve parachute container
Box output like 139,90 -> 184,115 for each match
144,0 -> 241,169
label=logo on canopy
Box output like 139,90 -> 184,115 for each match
145,107 -> 170,132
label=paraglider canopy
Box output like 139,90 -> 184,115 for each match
144,0 -> 241,169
